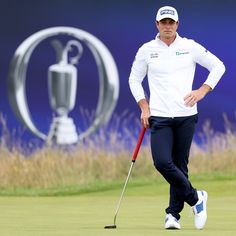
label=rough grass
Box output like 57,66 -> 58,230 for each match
0,113 -> 236,195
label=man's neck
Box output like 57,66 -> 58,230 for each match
159,34 -> 177,46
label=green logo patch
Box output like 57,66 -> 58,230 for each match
176,51 -> 190,56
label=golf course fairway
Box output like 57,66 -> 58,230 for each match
0,176 -> 235,236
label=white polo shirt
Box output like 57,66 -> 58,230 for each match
129,33 -> 226,117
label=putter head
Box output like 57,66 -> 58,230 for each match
104,225 -> 117,229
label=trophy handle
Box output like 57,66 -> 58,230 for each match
64,40 -> 83,65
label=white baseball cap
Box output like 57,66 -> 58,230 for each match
156,6 -> 178,22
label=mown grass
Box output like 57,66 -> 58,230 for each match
0,177 -> 235,236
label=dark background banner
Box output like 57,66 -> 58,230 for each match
0,0 -> 235,141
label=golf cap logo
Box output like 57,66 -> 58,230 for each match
8,27 -> 119,145
160,9 -> 175,16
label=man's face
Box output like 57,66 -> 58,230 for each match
156,18 -> 179,39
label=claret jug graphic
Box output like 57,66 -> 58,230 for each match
47,40 -> 83,144
8,27 -> 119,145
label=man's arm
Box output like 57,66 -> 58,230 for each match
191,41 -> 226,90
129,46 -> 150,127
184,41 -> 226,107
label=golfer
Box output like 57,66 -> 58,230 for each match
129,6 -> 225,230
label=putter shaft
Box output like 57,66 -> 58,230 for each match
105,128 -> 146,229
113,161 -> 135,226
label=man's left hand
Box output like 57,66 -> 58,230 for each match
184,84 -> 212,107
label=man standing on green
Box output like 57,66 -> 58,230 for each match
129,6 -> 225,230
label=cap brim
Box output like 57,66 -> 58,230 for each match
156,15 -> 178,22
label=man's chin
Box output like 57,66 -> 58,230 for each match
164,32 -> 175,38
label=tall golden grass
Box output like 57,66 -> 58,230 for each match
0,113 -> 235,190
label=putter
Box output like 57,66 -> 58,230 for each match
104,127 -> 146,229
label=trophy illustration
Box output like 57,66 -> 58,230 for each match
8,27 -> 119,145
47,40 -> 83,145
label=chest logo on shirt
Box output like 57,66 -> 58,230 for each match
176,51 -> 190,56
150,52 -> 159,58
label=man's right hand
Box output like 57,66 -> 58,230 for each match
138,99 -> 150,129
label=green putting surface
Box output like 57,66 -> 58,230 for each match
0,177 -> 235,236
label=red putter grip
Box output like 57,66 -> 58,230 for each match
132,127 -> 146,162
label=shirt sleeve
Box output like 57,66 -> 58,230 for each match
191,41 -> 226,89
128,46 -> 148,103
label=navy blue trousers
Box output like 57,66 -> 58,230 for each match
149,115 -> 199,220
